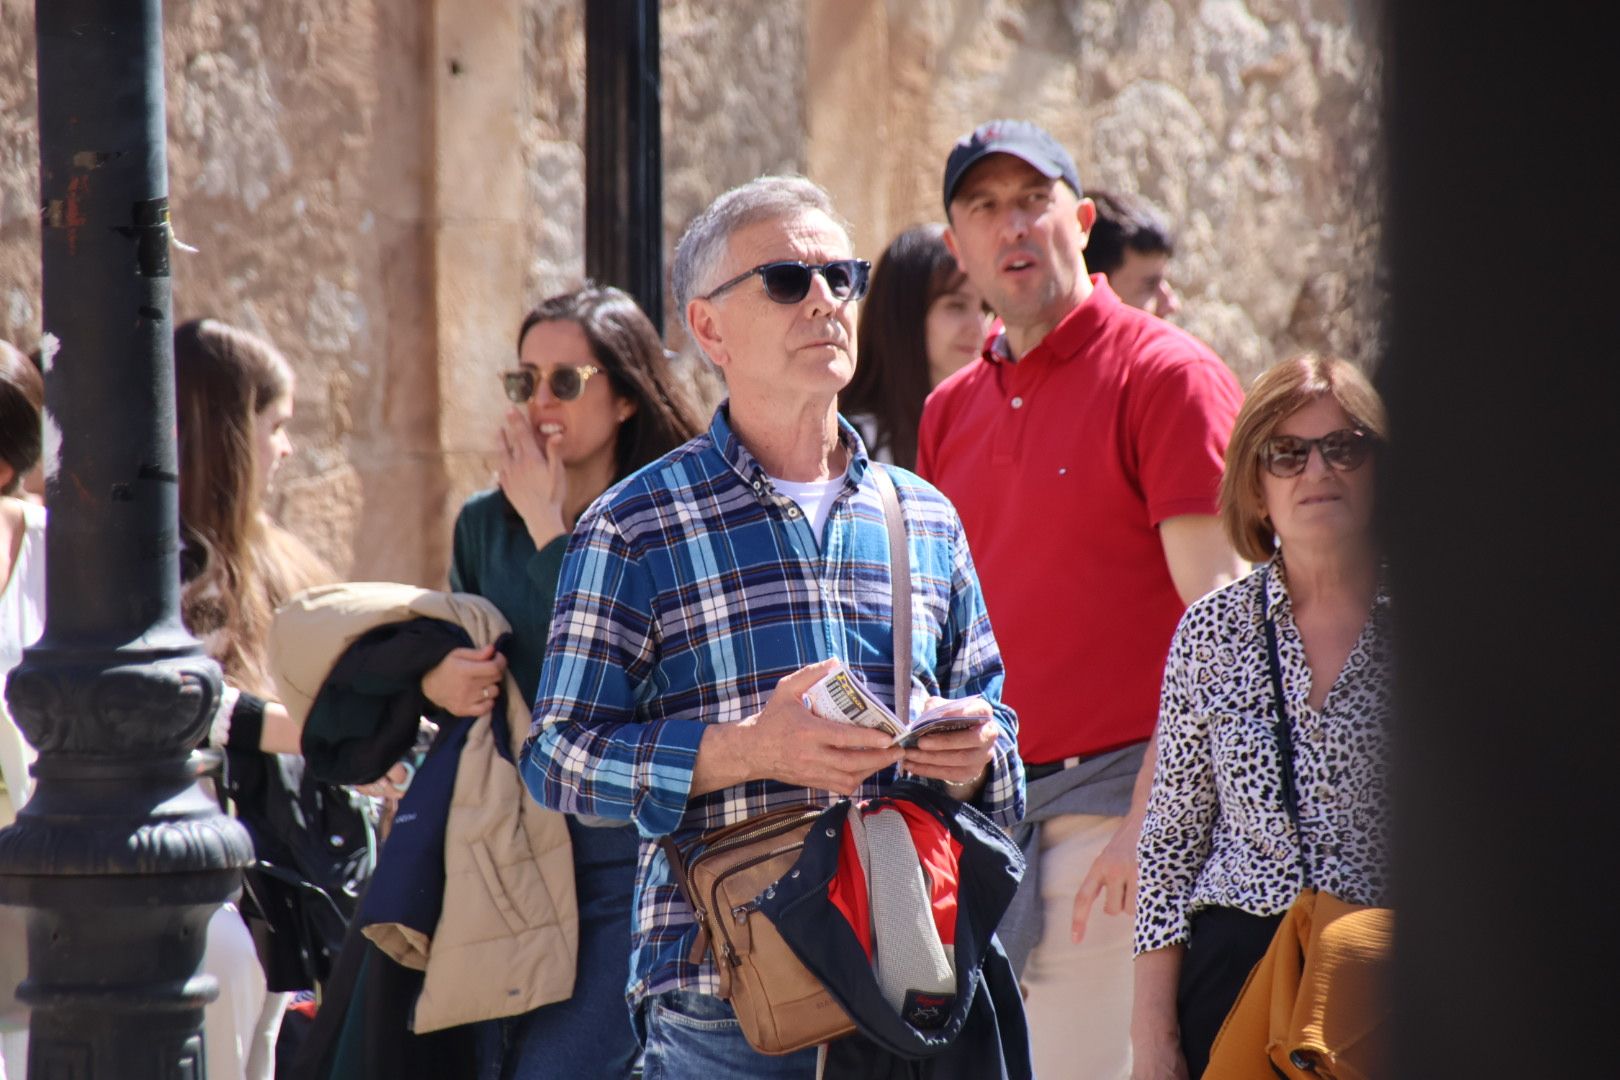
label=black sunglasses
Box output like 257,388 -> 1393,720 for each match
701,259 -> 872,304
1259,428 -> 1376,478
501,365 -> 602,404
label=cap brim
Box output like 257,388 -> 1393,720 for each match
946,146 -> 1065,205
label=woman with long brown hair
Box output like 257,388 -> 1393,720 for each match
422,284 -> 701,1078
174,317 -> 348,1080
841,223 -> 991,468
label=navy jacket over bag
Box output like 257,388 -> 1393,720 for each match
759,782 -> 1034,1080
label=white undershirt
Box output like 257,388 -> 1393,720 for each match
769,472 -> 845,541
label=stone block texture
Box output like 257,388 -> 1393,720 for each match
1,0 -> 1381,586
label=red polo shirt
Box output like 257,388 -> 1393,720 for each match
918,278 -> 1241,763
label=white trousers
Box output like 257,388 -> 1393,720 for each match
1019,813 -> 1135,1080
203,903 -> 284,1080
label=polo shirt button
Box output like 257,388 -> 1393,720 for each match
787,506 -> 801,518
1010,396 -> 1024,409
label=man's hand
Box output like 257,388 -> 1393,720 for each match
420,643 -> 507,718
900,696 -> 999,791
1071,814 -> 1142,942
692,659 -> 904,797
497,406 -> 568,549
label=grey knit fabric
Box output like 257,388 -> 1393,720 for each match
863,807 -> 956,1014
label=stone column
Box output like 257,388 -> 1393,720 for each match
0,0 -> 253,1074
431,0 -> 528,541
805,0 -> 894,258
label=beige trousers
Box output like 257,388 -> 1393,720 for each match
1019,813 -> 1135,1080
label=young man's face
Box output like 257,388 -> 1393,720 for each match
1108,249 -> 1180,317
944,154 -> 1093,330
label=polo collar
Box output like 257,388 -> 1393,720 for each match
983,273 -> 1122,366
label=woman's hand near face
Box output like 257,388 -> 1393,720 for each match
497,406 -> 568,549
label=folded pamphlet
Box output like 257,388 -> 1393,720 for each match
802,660 -> 988,748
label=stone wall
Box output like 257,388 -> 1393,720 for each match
2,0 -> 444,584
802,0 -> 1384,383
0,0 -> 1381,586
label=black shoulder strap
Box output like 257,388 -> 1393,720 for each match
870,465 -> 912,717
1261,566 -> 1311,888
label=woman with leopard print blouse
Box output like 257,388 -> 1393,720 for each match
1130,355 -> 1393,1080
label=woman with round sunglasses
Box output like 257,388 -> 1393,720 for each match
1130,354 -> 1393,1080
841,224 -> 992,468
422,285 -> 700,1079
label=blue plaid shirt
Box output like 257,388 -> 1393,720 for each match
523,406 -> 1025,1009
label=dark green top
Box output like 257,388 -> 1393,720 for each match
449,488 -> 571,705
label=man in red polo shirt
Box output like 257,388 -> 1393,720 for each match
918,120 -> 1245,1078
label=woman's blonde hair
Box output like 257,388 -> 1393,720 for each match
1219,354 -> 1388,563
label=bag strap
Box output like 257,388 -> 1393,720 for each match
1260,566 -> 1311,889
658,834 -> 700,909
870,464 -> 912,716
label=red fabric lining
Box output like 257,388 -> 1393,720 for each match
829,821 -> 875,960
827,800 -> 964,958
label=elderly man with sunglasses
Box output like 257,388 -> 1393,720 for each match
521,175 -> 1025,1078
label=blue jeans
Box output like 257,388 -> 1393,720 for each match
473,819 -> 641,1079
640,991 -> 819,1080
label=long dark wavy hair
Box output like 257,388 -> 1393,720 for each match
842,224 -> 966,469
516,284 -> 702,483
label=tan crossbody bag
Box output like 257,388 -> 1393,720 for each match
657,465 -> 911,1056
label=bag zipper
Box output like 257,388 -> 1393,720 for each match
683,812 -> 817,937
709,840 -> 806,967
689,811 -> 820,870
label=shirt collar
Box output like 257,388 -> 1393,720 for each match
983,274 -> 1122,366
1264,553 -> 1393,622
708,402 -> 871,496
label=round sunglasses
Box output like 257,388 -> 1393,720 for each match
501,364 -> 602,405
1258,428 -> 1376,478
701,259 -> 872,305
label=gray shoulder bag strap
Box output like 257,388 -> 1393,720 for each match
869,464 -> 912,715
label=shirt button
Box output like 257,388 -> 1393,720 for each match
787,506 -> 801,518
751,481 -> 763,493
1010,396 -> 1024,409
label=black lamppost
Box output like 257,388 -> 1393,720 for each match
585,0 -> 664,332
0,1 -> 253,1075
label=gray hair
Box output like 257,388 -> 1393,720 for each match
671,175 -> 852,340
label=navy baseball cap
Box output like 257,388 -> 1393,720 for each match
942,119 -> 1083,210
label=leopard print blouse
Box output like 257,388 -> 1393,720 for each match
1133,558 -> 1393,955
